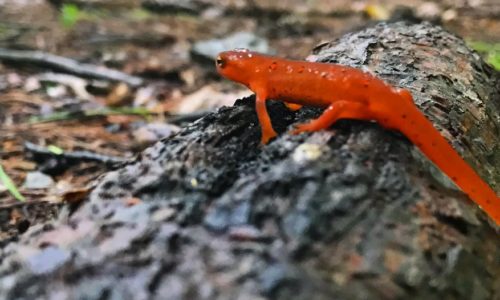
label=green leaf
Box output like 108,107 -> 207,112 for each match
128,8 -> 151,21
48,145 -> 64,155
61,4 -> 81,28
0,164 -> 25,202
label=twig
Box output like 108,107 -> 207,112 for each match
0,48 -> 144,87
24,142 -> 127,166
167,111 -> 209,124
29,107 -> 154,123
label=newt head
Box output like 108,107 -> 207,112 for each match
216,48 -> 262,87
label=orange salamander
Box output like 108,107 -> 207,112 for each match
215,48 -> 500,226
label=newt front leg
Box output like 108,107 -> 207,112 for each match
255,90 -> 277,144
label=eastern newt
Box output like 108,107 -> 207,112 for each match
215,49 -> 500,226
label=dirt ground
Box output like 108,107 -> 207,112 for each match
0,0 -> 499,242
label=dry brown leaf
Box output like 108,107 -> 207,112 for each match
169,85 -> 250,114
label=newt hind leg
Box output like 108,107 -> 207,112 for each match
290,101 -> 371,134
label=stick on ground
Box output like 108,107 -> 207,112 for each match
0,48 -> 144,87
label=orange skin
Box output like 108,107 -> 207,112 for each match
216,49 -> 500,226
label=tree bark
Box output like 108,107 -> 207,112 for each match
0,21 -> 499,300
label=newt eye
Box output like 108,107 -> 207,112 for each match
216,56 -> 225,68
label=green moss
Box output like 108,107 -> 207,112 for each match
468,41 -> 500,70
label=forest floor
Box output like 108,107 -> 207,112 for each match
0,0 -> 499,242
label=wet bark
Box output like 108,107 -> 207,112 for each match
0,22 -> 499,300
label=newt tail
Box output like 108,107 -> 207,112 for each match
215,49 -> 500,226
397,91 -> 500,224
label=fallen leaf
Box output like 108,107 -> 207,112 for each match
169,85 -> 250,114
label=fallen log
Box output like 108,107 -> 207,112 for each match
0,22 -> 498,300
